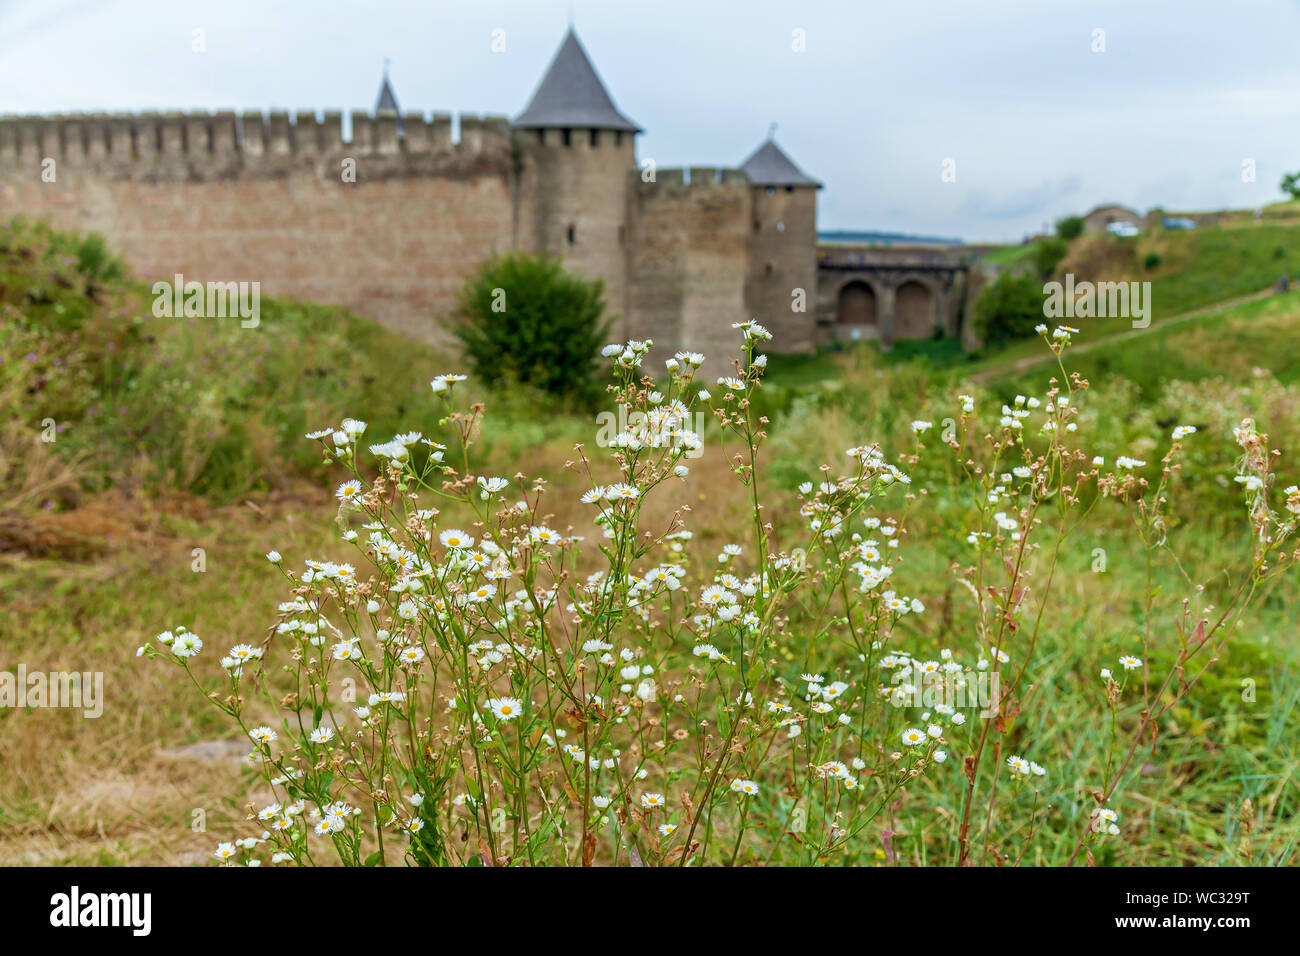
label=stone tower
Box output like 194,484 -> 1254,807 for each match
512,29 -> 640,333
740,137 -> 821,352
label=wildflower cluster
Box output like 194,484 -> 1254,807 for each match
140,324 -> 1299,867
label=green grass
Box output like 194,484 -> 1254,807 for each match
991,292 -> 1300,399
3,216 -> 473,503
1147,223 -> 1298,317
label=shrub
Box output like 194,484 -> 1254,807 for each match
1282,171 -> 1300,201
1033,237 -> 1069,278
454,252 -> 612,405
972,271 -> 1045,347
1055,215 -> 1085,241
73,231 -> 125,283
1143,252 -> 1162,270
140,323 -> 1300,866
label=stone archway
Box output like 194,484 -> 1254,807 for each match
836,280 -> 877,326
894,280 -> 935,339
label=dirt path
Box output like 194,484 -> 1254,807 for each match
967,287 -> 1281,385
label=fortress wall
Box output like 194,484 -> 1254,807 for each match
0,110 -> 827,357
745,185 -> 818,353
628,169 -> 750,370
0,110 -> 516,346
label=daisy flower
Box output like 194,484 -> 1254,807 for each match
335,479 -> 364,504
172,633 -> 202,658
488,697 -> 523,721
439,529 -> 474,550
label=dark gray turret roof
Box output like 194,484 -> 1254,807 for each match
375,74 -> 399,113
740,138 -> 821,188
512,29 -> 641,132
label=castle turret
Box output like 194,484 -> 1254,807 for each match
741,136 -> 821,352
512,29 -> 639,332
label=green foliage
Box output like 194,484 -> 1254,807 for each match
1033,237 -> 1069,278
1055,215 -> 1085,241
1143,252 -> 1162,270
70,231 -> 125,283
1282,171 -> 1300,201
454,252 -> 611,405
972,271 -> 1044,348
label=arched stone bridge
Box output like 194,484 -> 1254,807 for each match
815,246 -> 972,346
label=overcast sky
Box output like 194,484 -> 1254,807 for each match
2,0 -> 1298,242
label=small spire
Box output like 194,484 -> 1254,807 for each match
375,60 -> 400,115
768,122 -> 778,141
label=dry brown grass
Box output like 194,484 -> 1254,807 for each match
0,425 -> 760,865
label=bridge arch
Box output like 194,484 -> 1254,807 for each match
835,278 -> 880,327
892,274 -> 940,339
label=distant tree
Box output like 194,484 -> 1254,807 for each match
1055,215 -> 1085,241
1282,171 -> 1300,201
454,252 -> 611,405
973,271 -> 1045,348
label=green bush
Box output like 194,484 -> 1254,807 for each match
1055,215 -> 1085,241
1143,252 -> 1162,271
1034,237 -> 1069,278
73,232 -> 125,283
454,252 -> 611,405
1282,171 -> 1300,201
973,271 -> 1045,347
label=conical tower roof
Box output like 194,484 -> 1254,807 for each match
740,137 -> 821,188
375,71 -> 399,114
513,29 -> 640,132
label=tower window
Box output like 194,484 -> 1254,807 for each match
615,131 -> 623,147
753,219 -> 761,233
765,263 -> 774,275
618,225 -> 625,244
785,185 -> 794,193
590,128 -> 599,147
561,128 -> 571,147
567,224 -> 576,245
535,129 -> 544,144
777,221 -> 786,232
765,186 -> 775,196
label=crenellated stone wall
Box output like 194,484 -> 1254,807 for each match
0,110 -> 516,346
0,109 -> 837,359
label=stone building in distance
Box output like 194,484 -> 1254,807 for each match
0,28 -> 969,360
